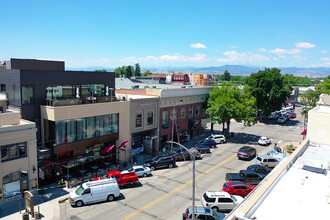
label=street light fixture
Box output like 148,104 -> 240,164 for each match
167,140 -> 196,220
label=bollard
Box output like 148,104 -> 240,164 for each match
19,203 -> 21,214
22,212 -> 29,220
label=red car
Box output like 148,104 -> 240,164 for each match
222,181 -> 255,197
288,112 -> 296,118
93,170 -> 139,187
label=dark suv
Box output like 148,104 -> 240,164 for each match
247,165 -> 272,176
168,148 -> 201,161
145,155 -> 176,170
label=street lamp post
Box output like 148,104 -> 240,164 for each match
167,140 -> 195,220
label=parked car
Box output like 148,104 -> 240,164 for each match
145,155 -> 176,170
277,116 -> 286,124
268,112 -> 280,120
194,138 -> 217,150
95,170 -> 139,188
182,206 -> 225,220
168,147 -> 201,161
69,178 -> 121,207
237,146 -> 256,160
201,191 -> 243,212
225,170 -> 264,185
222,181 -> 255,197
258,137 -> 272,146
246,164 -> 272,176
254,155 -> 280,168
207,134 -> 226,144
288,112 -> 296,118
121,165 -> 151,177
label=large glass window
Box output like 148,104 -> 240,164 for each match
95,116 -> 104,137
56,121 -> 66,145
86,117 -> 96,138
76,119 -> 86,141
112,114 -> 119,133
170,109 -> 177,120
181,108 -> 186,118
66,120 -> 76,143
81,84 -> 105,97
136,114 -> 142,127
21,85 -> 34,104
104,115 -> 112,134
1,143 -> 27,162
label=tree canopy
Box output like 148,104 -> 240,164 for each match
142,70 -> 153,76
206,82 -> 257,134
245,68 -> 292,118
114,63 -> 141,78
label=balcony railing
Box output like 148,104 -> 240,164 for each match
44,96 -> 116,107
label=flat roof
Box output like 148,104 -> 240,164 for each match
250,143 -> 330,219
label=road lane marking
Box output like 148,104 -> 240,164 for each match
122,153 -> 237,220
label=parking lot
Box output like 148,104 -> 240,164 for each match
60,108 -> 304,220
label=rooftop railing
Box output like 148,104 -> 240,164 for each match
44,96 -> 116,107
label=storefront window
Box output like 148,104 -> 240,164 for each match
95,116 -> 104,137
147,112 -> 153,125
76,119 -> 86,141
3,171 -> 22,198
104,115 -> 112,134
21,85 -> 34,104
112,114 -> 119,133
56,121 -> 66,145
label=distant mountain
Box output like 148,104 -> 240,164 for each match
67,65 -> 330,78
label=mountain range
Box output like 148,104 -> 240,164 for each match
68,65 -> 330,78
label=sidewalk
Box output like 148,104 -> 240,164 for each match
0,184 -> 71,220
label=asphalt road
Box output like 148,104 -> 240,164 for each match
62,108 -> 304,220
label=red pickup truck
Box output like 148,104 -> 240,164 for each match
93,170 -> 139,187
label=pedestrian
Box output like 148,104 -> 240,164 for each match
163,147 -> 166,153
155,149 -> 159,155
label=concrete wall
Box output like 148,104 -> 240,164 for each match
0,110 -> 20,126
0,120 -> 37,205
307,105 -> 330,145
10,58 -> 65,71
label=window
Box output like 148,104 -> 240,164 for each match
1,143 -> 27,162
136,114 -> 142,127
0,84 -> 6,91
162,111 -> 168,125
147,112 -> 153,125
21,85 -> 34,104
196,106 -> 200,115
189,106 -> 193,118
83,188 -> 91,195
170,109 -> 176,120
181,108 -> 186,118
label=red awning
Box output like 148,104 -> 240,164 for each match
102,145 -> 115,154
118,140 -> 129,149
300,129 -> 307,135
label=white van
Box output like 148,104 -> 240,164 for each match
69,178 -> 121,207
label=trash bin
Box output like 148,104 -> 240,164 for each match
22,212 -> 29,220
34,212 -> 40,219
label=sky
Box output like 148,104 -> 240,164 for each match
1,0 -> 330,69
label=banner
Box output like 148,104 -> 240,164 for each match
118,140 -> 129,149
102,145 -> 115,154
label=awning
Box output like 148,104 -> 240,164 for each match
102,145 -> 115,154
300,129 -> 307,135
118,140 -> 129,149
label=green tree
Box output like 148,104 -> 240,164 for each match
223,70 -> 231,81
301,89 -> 319,120
316,78 -> 330,94
142,70 -> 153,76
114,66 -> 125,77
126,65 -> 134,78
206,82 -> 257,135
245,68 -> 292,119
135,63 -> 141,77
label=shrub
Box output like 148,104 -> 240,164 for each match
286,144 -> 295,153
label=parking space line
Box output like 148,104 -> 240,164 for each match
122,153 -> 237,220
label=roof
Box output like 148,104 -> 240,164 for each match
187,206 -> 212,214
227,181 -> 246,186
249,142 -> 330,219
205,191 -> 231,198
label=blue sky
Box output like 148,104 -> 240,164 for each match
1,0 -> 330,68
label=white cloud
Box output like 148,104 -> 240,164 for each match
120,53 -> 209,63
269,48 -> 301,56
216,50 -> 270,63
293,55 -> 307,61
231,46 -> 237,49
190,43 -> 207,49
295,42 -> 316,48
273,57 -> 278,61
321,50 -> 327,54
321,57 -> 330,66
259,48 -> 267,52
